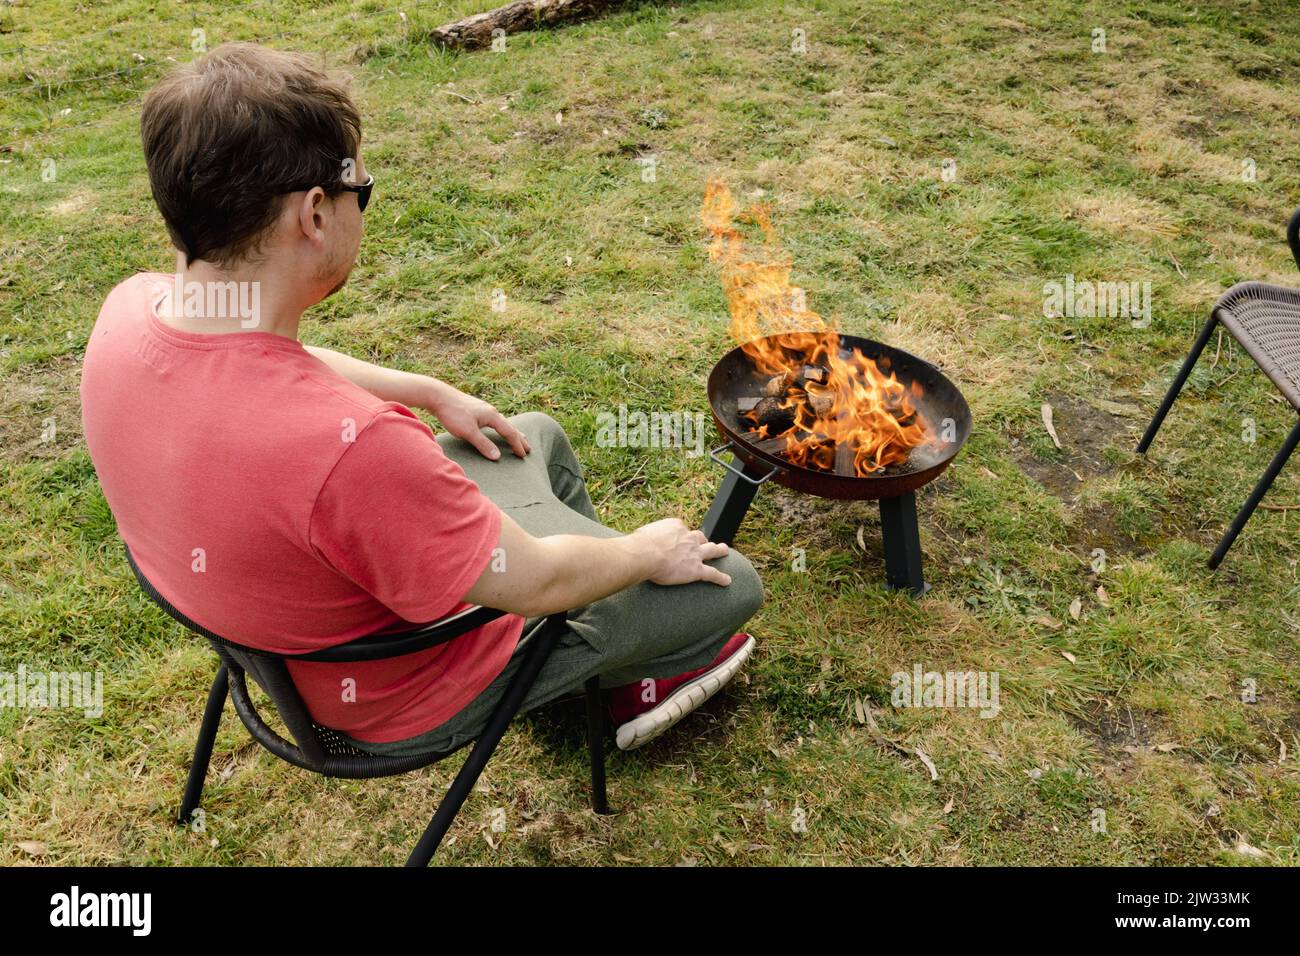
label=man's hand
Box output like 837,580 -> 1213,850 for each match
466,514 -> 732,618
631,518 -> 732,586
424,379 -> 531,461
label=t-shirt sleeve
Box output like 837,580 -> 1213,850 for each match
309,408 -> 502,623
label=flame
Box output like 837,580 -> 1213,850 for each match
702,179 -> 926,475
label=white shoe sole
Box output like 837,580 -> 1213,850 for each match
614,636 -> 755,751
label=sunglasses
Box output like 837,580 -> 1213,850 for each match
285,173 -> 374,213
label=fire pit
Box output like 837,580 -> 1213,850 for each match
701,332 -> 971,595
695,178 -> 971,594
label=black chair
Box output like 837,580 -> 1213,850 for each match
124,547 -> 609,866
1138,206 -> 1300,568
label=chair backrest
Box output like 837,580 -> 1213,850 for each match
122,544 -> 519,777
122,547 -> 333,765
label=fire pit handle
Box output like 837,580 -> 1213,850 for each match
707,442 -> 779,486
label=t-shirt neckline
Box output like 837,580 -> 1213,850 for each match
144,272 -> 306,352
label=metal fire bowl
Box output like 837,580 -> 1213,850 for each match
707,333 -> 972,501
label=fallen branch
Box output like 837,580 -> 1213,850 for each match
430,0 -> 613,50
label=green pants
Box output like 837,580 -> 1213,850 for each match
351,412 -> 764,757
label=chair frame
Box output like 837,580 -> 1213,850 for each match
1137,206 -> 1300,569
125,548 -> 609,866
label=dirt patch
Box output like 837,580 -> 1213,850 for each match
1012,391 -> 1140,501
48,189 -> 97,218
0,354 -> 83,464
1069,699 -> 1172,759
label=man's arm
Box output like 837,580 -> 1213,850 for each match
304,345 -> 436,407
464,512 -> 733,618
305,345 -> 529,459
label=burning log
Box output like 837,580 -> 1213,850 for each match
751,397 -> 795,433
805,383 -> 834,417
834,440 -> 859,477
801,365 -> 828,385
762,372 -> 792,397
738,429 -> 787,456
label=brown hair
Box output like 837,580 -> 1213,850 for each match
140,42 -> 361,268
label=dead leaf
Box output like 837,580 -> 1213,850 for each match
1234,841 -> 1267,859
1041,403 -> 1062,449
1061,651 -> 1077,664
15,841 -> 47,857
1154,742 -> 1180,752
1069,597 -> 1082,620
914,746 -> 939,781
1033,615 -> 1063,630
853,697 -> 866,725
862,700 -> 881,732
942,798 -> 955,814
855,526 -> 866,552
1096,585 -> 1110,606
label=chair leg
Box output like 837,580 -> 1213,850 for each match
177,664 -> 228,826
585,676 -> 609,815
406,616 -> 564,867
1137,315 -> 1218,454
1209,416 -> 1300,569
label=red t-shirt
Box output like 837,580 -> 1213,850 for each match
80,272 -> 524,742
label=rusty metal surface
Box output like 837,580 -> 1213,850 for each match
707,334 -> 972,501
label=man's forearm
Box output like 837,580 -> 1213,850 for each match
468,515 -> 664,618
305,345 -> 441,408
524,533 -> 660,617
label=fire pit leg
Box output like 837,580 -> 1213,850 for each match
878,492 -> 929,597
702,457 -> 767,545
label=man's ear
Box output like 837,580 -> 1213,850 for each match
295,188 -> 328,249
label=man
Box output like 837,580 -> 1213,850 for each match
80,42 -> 762,755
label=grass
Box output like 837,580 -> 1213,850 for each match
3,0 -> 1300,865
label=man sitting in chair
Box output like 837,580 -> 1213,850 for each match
80,42 -> 762,755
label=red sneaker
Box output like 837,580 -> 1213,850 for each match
608,633 -> 756,751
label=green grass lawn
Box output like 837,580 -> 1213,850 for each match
3,0 -> 1300,865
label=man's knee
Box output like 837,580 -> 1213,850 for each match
716,548 -> 764,626
513,410 -> 567,446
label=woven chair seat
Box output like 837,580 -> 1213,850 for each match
211,638 -> 457,780
1215,281 -> 1300,411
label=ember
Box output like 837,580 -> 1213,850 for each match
701,180 -> 928,476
